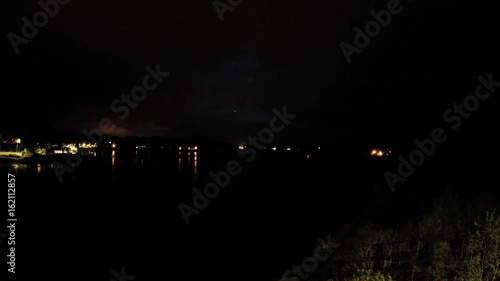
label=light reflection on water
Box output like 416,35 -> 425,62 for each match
177,150 -> 199,179
193,151 -> 198,178
178,151 -> 182,170
1,162 -> 45,174
109,150 -> 200,175
2,149 -> 203,182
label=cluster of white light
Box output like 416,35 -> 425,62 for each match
239,146 -> 315,151
63,144 -> 79,154
79,142 -> 97,149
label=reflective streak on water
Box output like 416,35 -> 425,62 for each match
0,149 -> 383,281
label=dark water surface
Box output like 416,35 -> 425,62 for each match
4,143 -> 493,281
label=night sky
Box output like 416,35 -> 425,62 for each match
2,0 -> 499,145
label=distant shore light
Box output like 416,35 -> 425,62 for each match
370,148 -> 388,157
